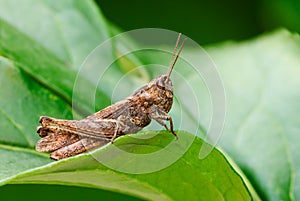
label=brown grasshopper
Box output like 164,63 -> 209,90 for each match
36,33 -> 186,160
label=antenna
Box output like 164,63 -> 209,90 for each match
166,33 -> 187,81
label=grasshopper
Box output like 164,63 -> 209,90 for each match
36,33 -> 186,160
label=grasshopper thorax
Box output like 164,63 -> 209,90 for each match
148,74 -> 173,113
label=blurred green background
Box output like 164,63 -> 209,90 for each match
97,0 -> 300,44
1,0 -> 299,200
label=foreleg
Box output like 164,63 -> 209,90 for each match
149,112 -> 178,140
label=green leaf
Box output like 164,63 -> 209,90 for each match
215,30 -> 300,201
181,30 -> 300,201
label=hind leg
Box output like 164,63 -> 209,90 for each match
50,138 -> 109,160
